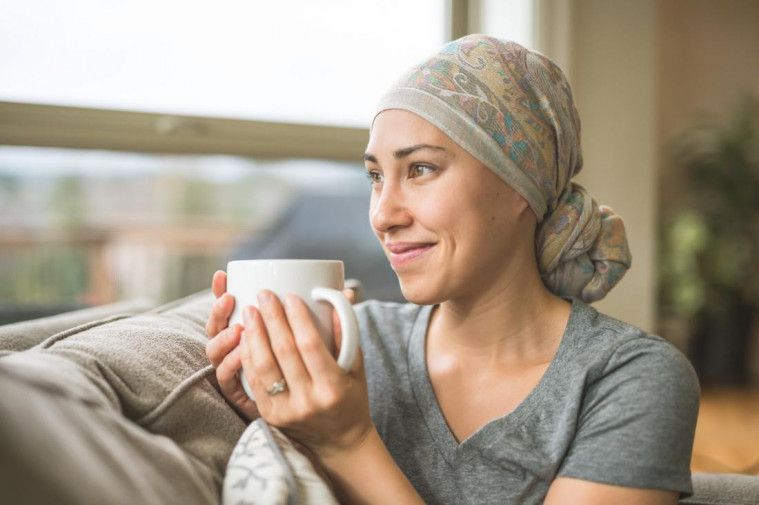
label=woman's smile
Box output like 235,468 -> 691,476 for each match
385,241 -> 436,269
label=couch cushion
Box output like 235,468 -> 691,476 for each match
0,297 -> 156,353
0,355 -> 218,505
681,473 -> 759,505
0,290 -> 246,503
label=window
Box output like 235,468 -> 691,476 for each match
0,146 -> 402,323
471,0 -> 535,49
0,0 -> 446,127
0,1 -> 535,322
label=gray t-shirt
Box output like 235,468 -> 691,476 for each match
355,298 -> 700,505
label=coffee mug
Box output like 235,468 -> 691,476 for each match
226,259 -> 360,400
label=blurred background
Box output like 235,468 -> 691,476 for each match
1,0 -> 757,476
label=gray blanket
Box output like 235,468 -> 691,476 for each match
0,292 -> 244,505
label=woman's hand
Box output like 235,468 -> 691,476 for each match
204,270 -> 361,427
205,270 -> 260,420
206,274 -> 422,504
238,289 -> 373,458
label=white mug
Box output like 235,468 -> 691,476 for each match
226,259 -> 360,400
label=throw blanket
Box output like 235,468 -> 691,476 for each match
0,292 -> 244,504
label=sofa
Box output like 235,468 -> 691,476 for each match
0,292 -> 757,505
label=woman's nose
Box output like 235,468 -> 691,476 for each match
370,182 -> 412,233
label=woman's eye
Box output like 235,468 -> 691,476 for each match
409,164 -> 435,178
365,170 -> 383,184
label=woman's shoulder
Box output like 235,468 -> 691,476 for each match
568,299 -> 700,397
556,301 -> 700,494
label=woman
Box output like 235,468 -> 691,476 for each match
205,35 -> 699,504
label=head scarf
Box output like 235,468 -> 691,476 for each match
372,34 -> 631,302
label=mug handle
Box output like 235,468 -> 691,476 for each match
239,287 -> 360,401
310,287 -> 359,372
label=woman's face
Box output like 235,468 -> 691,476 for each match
365,109 -> 535,305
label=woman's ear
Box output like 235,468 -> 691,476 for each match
503,183 -> 531,219
514,195 -> 530,216
512,193 -> 538,237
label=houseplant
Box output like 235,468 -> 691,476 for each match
659,97 -> 759,385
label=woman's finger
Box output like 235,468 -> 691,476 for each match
215,348 -> 260,420
258,291 -> 311,388
206,323 -> 242,368
343,288 -> 356,305
212,270 -> 227,298
239,305 -> 286,403
216,346 -> 243,395
285,294 -> 340,382
206,293 -> 235,338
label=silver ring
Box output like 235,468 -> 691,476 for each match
266,379 -> 287,396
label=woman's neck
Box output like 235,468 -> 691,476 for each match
427,260 -> 571,370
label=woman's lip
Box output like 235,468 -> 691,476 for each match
387,243 -> 435,268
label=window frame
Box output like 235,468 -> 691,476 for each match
0,100 -> 368,160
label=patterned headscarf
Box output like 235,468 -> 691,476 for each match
372,34 -> 631,302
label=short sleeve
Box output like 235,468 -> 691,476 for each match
557,337 -> 700,496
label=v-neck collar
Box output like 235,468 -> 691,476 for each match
406,299 -> 580,466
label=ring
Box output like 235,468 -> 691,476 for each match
266,379 -> 287,396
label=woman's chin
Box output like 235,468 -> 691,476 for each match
398,280 -> 444,306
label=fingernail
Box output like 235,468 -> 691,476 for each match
284,294 -> 296,309
243,306 -> 255,325
257,290 -> 273,304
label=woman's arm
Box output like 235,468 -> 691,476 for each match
317,428 -> 425,505
545,477 -> 679,505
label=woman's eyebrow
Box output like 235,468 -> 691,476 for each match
363,144 -> 447,163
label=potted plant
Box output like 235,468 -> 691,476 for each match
659,97 -> 759,386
